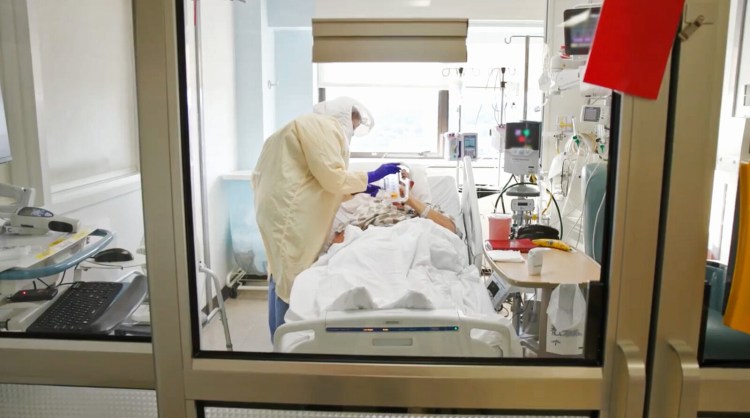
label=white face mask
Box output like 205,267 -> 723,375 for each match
339,121 -> 354,144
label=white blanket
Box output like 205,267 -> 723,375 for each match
289,218 -> 496,318
284,218 -> 521,357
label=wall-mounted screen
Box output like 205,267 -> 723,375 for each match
563,6 -> 601,56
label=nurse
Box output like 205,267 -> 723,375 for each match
253,97 -> 399,339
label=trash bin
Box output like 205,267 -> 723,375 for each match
222,172 -> 267,276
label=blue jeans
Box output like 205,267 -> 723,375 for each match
268,276 -> 289,342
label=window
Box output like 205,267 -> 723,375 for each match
325,86 -> 441,155
316,22 -> 545,159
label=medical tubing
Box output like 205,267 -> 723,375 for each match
542,191 -> 553,215
546,188 -> 564,239
566,161 -> 603,243
493,175 -> 518,213
559,151 -> 597,241
592,191 -> 606,262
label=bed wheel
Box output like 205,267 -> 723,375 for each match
229,284 -> 239,299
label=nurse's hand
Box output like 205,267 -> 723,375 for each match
366,163 -> 401,183
365,184 -> 381,197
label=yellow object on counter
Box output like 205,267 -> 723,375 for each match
532,238 -> 572,252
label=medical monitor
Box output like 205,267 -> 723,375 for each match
563,6 -> 601,56
0,82 -> 11,164
503,121 -> 541,176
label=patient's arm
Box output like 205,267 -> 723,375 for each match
405,195 -> 457,234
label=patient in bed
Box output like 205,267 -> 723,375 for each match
329,177 -> 457,247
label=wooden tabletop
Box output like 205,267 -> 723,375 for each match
484,247 -> 601,289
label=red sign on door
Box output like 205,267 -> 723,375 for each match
583,0 -> 686,99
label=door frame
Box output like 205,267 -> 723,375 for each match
645,0 -> 750,416
136,0 -> 669,416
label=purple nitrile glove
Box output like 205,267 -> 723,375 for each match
365,184 -> 381,197
367,163 -> 401,183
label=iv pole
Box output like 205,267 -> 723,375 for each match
497,67 -> 506,188
456,67 -> 464,183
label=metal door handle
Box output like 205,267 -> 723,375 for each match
612,340 -> 646,418
667,339 -> 700,418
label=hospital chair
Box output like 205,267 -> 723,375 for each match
701,261 -> 750,362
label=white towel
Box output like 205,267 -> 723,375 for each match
487,250 -> 524,263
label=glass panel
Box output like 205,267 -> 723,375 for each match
204,405 -> 592,418
698,0 -> 750,366
700,163 -> 750,365
0,384 -> 156,417
0,0 -> 150,340
187,0 -> 612,362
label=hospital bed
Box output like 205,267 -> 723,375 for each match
273,158 -> 520,357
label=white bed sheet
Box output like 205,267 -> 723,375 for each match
287,219 -> 482,319
284,218 -> 520,356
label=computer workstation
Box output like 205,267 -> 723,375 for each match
0,227 -> 150,337
0,79 -> 149,338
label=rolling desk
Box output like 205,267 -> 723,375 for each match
484,246 -> 600,357
0,228 -> 147,334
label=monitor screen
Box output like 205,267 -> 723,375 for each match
582,105 -> 602,122
503,121 -> 542,175
563,6 -> 601,56
505,121 -> 541,151
0,82 -> 12,164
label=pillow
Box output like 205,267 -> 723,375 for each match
427,176 -> 461,220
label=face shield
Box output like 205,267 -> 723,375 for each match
313,97 -> 374,142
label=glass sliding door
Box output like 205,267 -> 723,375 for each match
135,0 -> 676,416
645,0 -> 750,416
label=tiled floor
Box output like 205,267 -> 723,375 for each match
201,290 -> 272,352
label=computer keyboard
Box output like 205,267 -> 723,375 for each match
26,275 -> 148,335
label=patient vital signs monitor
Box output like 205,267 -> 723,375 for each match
503,121 -> 541,176
563,6 -> 601,56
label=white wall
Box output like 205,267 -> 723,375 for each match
0,1 -> 146,287
274,29 -> 314,129
235,1 -> 270,170
315,0 -> 546,20
204,0 -> 238,298
268,0 -> 314,27
52,189 -> 145,282
261,1 -> 276,139
185,0 -> 239,307
28,0 -> 139,188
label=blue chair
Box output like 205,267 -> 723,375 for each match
702,262 -> 750,361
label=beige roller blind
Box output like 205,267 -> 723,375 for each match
312,18 -> 468,63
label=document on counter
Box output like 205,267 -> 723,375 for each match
0,227 -> 94,273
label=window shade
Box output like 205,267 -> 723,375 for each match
312,18 -> 468,63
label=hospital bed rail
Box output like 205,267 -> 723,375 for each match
274,309 -> 514,357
